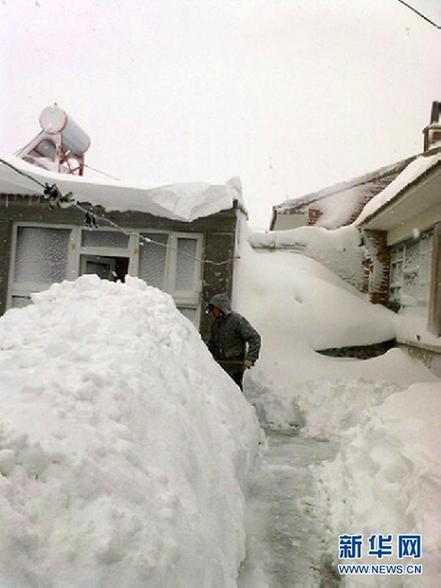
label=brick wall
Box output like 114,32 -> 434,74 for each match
308,207 -> 322,225
362,229 -> 391,305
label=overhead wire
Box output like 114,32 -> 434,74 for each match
83,163 -> 121,181
396,0 -> 440,28
0,158 -> 236,267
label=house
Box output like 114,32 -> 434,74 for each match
270,156 -> 415,231
0,156 -> 246,342
264,102 -> 441,373
357,146 -> 441,375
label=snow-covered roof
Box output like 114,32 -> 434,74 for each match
355,149 -> 441,226
271,156 -> 415,229
0,155 -> 243,223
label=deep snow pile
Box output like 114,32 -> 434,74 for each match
290,379 -> 404,441
233,221 -> 438,436
235,237 -> 396,356
0,276 -> 260,587
233,223 -> 440,585
248,225 -> 365,290
233,232 -> 435,431
316,382 -> 441,586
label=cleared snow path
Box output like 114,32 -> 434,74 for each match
238,432 -> 338,588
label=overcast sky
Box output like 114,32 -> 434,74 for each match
1,0 -> 440,228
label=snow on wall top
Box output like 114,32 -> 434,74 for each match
0,156 -> 243,223
272,157 -> 414,229
355,150 -> 441,225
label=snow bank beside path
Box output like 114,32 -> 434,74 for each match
293,379 -> 403,441
316,383 -> 441,586
0,276 -> 260,587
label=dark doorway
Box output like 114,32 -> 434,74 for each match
80,255 -> 129,282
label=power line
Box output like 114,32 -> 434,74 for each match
0,158 -> 46,189
396,0 -> 441,28
83,163 -> 121,181
0,158 -> 235,267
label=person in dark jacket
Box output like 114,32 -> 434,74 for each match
207,293 -> 261,390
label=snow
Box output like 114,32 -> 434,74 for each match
355,151 -> 441,225
0,155 -> 242,222
238,433 -> 335,587
233,223 -> 438,428
394,307 -> 441,348
316,382 -> 441,586
232,223 -> 440,585
273,158 -> 413,229
248,225 -> 365,290
0,275 -> 260,587
236,228 -> 407,390
1,186 -> 440,586
291,379 -> 404,441
313,188 -> 364,228
249,225 -> 359,252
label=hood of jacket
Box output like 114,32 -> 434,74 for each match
209,293 -> 232,315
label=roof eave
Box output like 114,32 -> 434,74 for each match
360,159 -> 441,229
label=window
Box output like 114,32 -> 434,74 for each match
389,230 -> 433,315
175,238 -> 197,290
138,232 -> 203,323
9,226 -> 73,306
14,226 -> 71,284
138,233 -> 168,289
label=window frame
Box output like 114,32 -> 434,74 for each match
388,229 -> 434,313
7,222 -> 78,308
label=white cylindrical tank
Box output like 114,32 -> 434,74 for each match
39,104 -> 91,155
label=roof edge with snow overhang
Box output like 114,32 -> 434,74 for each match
0,155 -> 245,223
355,146 -> 441,229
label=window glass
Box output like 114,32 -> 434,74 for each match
176,238 -> 197,290
139,233 -> 168,289
404,241 -> 419,271
388,230 -> 433,316
82,230 -> 129,248
15,227 -> 70,283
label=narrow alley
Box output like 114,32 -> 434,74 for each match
238,431 -> 339,588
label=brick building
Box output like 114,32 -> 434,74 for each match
359,147 -> 441,374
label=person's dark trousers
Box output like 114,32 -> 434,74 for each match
229,370 -> 244,390
217,361 -> 245,390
